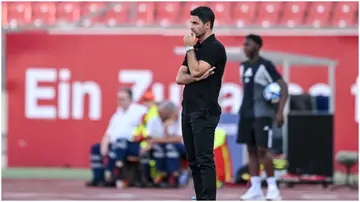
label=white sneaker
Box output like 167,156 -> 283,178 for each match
240,186 -> 264,201
265,186 -> 281,201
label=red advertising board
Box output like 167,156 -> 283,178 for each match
6,33 -> 358,172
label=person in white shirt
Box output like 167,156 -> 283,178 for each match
144,101 -> 186,188
86,88 -> 147,187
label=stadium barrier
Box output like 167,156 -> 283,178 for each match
5,32 -> 358,176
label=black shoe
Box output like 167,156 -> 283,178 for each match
103,180 -> 117,188
85,180 -> 104,187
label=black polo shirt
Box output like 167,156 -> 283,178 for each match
181,34 -> 227,116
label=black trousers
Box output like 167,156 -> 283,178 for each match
181,109 -> 220,200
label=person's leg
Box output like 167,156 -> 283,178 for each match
245,145 -> 262,195
254,118 -> 281,200
176,143 -> 191,187
125,141 -> 143,187
237,117 -> 263,200
152,144 -> 166,173
151,143 -> 168,186
190,110 -> 219,200
237,117 -> 261,179
110,138 -> 128,182
165,143 -> 182,174
182,113 -> 203,199
164,143 -> 185,186
86,143 -> 105,186
139,149 -> 152,185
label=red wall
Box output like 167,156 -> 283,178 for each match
6,33 -> 358,171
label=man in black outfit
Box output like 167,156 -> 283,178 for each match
237,34 -> 288,201
175,6 -> 227,201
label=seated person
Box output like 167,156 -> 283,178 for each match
142,101 -> 186,188
86,88 -> 147,187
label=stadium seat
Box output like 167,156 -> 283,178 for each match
280,2 -> 309,27
255,2 -> 283,28
180,2 -> 208,27
331,2 -> 358,28
208,2 -> 232,26
103,2 -> 131,27
55,2 -> 81,24
154,2 -> 181,27
2,2 -> 8,26
305,2 -> 334,27
80,2 -> 106,27
133,2 -> 155,27
314,96 -> 329,112
6,2 -> 32,28
231,2 -> 258,28
31,2 -> 56,26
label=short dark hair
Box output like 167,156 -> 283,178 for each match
119,87 -> 133,100
246,34 -> 263,48
190,6 -> 215,29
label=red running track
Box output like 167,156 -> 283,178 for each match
2,179 -> 358,200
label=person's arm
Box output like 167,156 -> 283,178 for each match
148,127 -> 170,143
163,121 -> 183,143
100,111 -> 118,156
265,62 -> 289,126
277,79 -> 289,115
176,65 -> 216,85
169,116 -> 184,143
146,118 -> 181,143
176,65 -> 197,85
186,46 -> 217,78
145,117 -> 162,144
100,134 -> 110,157
149,132 -> 182,143
163,136 -> 183,143
162,117 -> 183,143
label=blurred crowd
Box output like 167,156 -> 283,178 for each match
84,87 -> 289,189
85,88 -> 231,189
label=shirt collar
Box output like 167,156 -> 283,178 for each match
195,34 -> 215,48
118,104 -> 133,114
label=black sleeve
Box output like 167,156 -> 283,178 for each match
265,61 -> 282,82
182,55 -> 188,66
181,55 -> 191,74
198,44 -> 219,67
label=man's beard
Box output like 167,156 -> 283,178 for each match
195,31 -> 205,39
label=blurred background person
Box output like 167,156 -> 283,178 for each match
142,101 -> 185,188
133,91 -> 159,144
133,91 -> 159,186
141,91 -> 158,109
86,88 -> 147,188
237,34 -> 288,200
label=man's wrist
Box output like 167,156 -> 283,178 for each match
186,46 -> 194,52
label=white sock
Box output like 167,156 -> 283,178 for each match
250,176 -> 261,189
266,177 -> 278,189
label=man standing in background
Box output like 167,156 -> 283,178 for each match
237,34 -> 288,200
